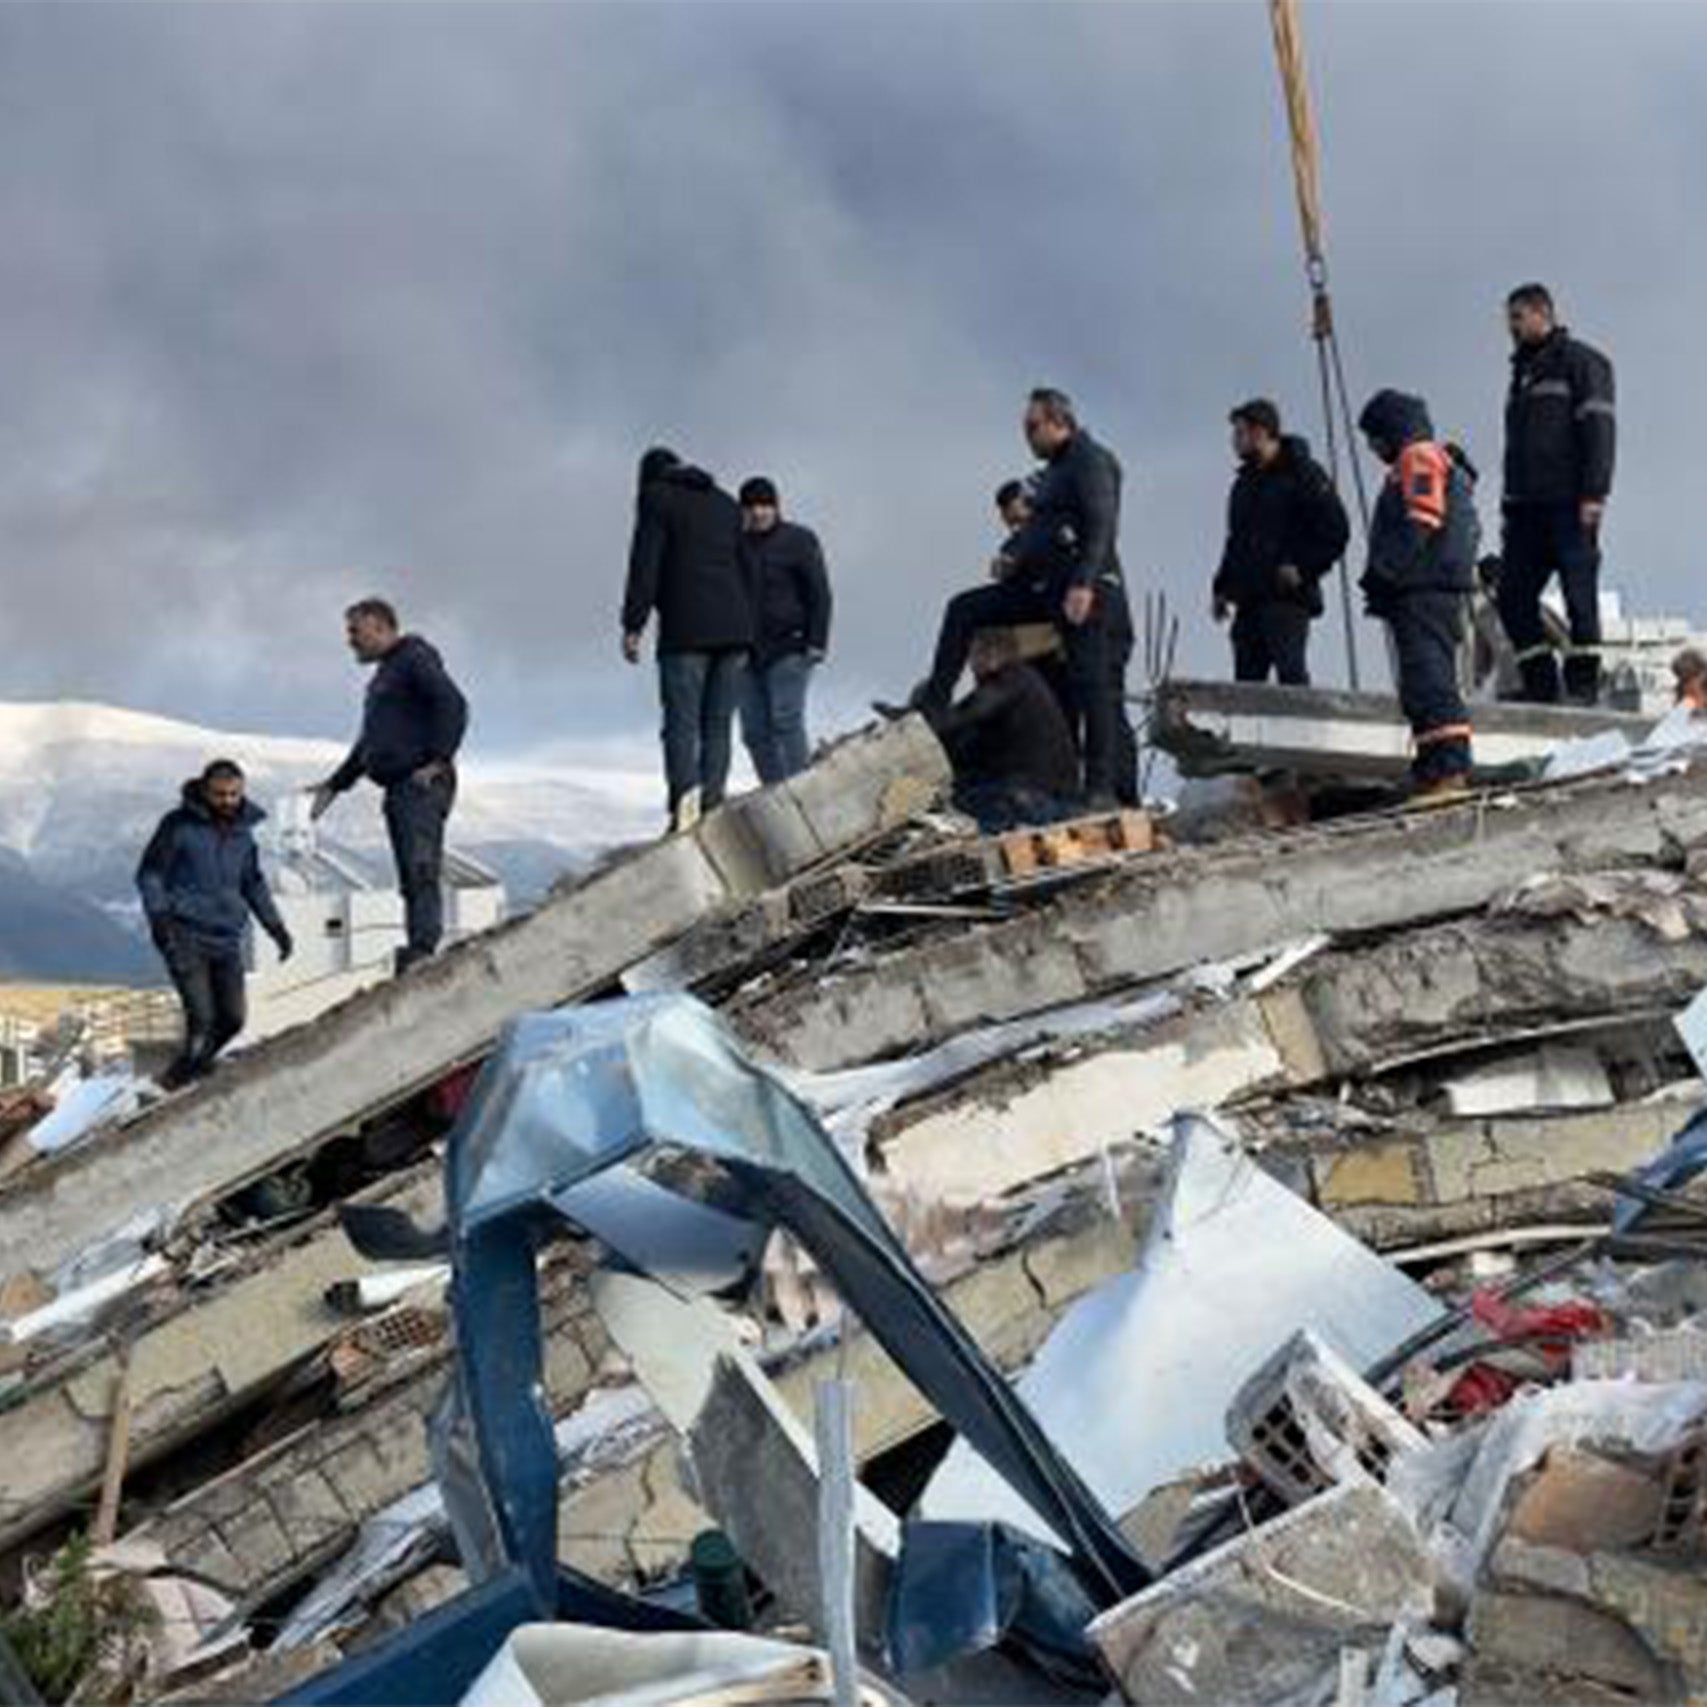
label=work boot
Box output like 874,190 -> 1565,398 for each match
872,681 -> 941,724
393,946 -> 432,976
1562,652 -> 1602,707
1516,650 -> 1561,704
668,787 -> 703,836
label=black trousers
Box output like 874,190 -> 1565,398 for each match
1230,601 -> 1312,685
163,935 -> 247,1087
1390,592 -> 1472,783
1498,502 -> 1602,704
924,578 -> 1137,803
383,767 -> 456,960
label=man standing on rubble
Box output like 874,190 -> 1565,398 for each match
622,447 -> 753,831
1359,390 -> 1480,797
735,476 -> 832,786
1499,283 -> 1617,705
310,599 -> 469,972
895,389 -> 1137,806
1211,399 -> 1350,686
138,759 -> 293,1089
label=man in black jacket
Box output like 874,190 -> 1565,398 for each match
1212,399 -> 1350,686
735,476 -> 832,785
138,760 -> 293,1088
311,598 -> 469,970
1499,283 -> 1616,704
936,631 -> 1082,832
621,447 -> 753,829
904,389 -> 1137,806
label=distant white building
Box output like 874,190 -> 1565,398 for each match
244,795 -> 505,1041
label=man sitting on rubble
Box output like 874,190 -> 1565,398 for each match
1673,648 -> 1707,713
1211,398 -> 1349,686
137,759 -> 294,1090
936,629 -> 1082,831
1358,390 -> 1480,799
881,389 -> 1137,806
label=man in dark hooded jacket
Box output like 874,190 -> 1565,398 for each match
621,447 -> 753,829
311,598 -> 469,970
138,759 -> 293,1089
1359,390 -> 1480,795
1212,399 -> 1350,685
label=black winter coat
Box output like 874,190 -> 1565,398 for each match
935,663 -> 1081,800
328,635 -> 468,793
137,782 -> 286,950
622,465 -> 753,654
1003,429 -> 1124,589
1213,436 -> 1350,614
1503,328 -> 1616,507
742,520 -> 832,665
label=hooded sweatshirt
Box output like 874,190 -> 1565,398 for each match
622,463 -> 754,654
136,782 -> 286,950
327,634 -> 468,794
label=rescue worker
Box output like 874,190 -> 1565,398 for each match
1358,390 -> 1480,797
1211,399 -> 1350,685
1499,284 -> 1617,705
311,599 -> 469,971
1673,648 -> 1707,713
899,389 -> 1137,806
936,629 -> 1082,832
620,447 -> 753,830
138,759 -> 293,1089
735,476 -> 832,785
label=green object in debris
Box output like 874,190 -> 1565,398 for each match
690,1527 -> 754,1631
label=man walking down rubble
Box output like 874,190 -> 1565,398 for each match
735,475 -> 832,785
1211,399 -> 1349,686
311,598 -> 469,972
1499,282 -> 1617,705
938,629 -> 1082,831
621,446 -> 754,831
138,759 -> 294,1090
1359,390 -> 1479,797
902,388 -> 1137,806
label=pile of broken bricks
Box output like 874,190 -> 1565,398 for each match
3,712 -> 1707,1703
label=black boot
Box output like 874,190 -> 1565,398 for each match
1562,651 -> 1602,706
1517,650 -> 1561,704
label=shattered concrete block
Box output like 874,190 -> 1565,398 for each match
1089,1482 -> 1434,1707
1584,1550 -> 1707,1690
1503,1448 -> 1665,1555
1226,1328 -> 1428,1506
1467,1589 -> 1674,1698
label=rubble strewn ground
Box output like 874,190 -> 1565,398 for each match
5,707 -> 1707,1705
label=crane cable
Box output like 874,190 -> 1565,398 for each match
1269,0 -> 1369,690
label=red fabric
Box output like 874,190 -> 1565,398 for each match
1445,1288 -> 1610,1416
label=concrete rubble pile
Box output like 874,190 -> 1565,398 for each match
3,701 -> 1707,1705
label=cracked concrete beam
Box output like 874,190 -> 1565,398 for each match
0,717 -> 950,1281
733,765 -> 1707,1071
0,1161 -> 446,1557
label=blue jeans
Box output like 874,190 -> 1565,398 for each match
659,650 -> 748,814
740,653 -> 815,785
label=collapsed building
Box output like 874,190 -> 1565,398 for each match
2,698 -> 1707,1706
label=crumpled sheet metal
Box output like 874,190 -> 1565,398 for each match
445,996 -> 1147,1606
920,1112 -> 1441,1547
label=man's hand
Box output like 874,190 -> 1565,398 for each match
989,555 -> 1013,583
270,925 -> 295,963
1276,563 -> 1303,595
1212,595 -> 1232,624
1061,584 -> 1095,628
411,759 -> 449,786
622,631 -> 643,665
149,917 -> 176,958
1580,499 -> 1606,533
807,648 -> 827,667
308,783 -> 338,822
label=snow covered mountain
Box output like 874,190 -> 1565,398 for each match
0,701 -> 664,978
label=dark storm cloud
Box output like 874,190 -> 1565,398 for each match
1,1 -> 1704,748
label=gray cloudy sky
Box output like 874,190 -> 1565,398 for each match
2,0 -> 1704,756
